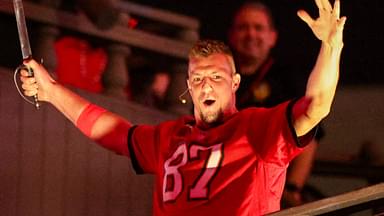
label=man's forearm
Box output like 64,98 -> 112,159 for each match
294,0 -> 346,134
47,83 -> 131,154
293,42 -> 343,136
47,82 -> 90,125
305,42 -> 343,119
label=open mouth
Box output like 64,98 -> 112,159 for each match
203,99 -> 215,106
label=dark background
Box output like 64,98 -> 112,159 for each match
132,0 -> 384,86
1,0 -> 383,86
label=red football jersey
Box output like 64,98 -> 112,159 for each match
127,101 -> 309,216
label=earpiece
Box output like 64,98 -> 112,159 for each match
178,88 -> 189,104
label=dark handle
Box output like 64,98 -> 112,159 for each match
16,64 -> 40,109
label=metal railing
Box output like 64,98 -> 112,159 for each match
270,183 -> 384,215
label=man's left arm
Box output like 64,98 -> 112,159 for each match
293,0 -> 347,136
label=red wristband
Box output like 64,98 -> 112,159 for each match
76,103 -> 107,137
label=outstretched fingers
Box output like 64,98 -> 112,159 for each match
297,10 -> 314,27
337,16 -> 347,30
321,0 -> 332,11
333,0 -> 346,32
333,0 -> 340,19
314,0 -> 324,10
315,0 -> 332,14
297,0 -> 346,44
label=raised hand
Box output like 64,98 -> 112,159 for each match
20,59 -> 56,102
297,0 -> 346,47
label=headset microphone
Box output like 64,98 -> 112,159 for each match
178,88 -> 189,104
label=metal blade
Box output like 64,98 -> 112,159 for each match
13,0 -> 32,60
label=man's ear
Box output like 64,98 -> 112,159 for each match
269,30 -> 278,48
232,73 -> 241,91
186,79 -> 191,92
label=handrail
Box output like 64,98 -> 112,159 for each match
0,1 -> 196,59
117,1 -> 199,30
270,183 -> 384,215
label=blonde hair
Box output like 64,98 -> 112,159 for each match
189,39 -> 233,58
189,39 -> 236,73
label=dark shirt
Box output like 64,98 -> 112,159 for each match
236,57 -> 305,109
235,57 -> 323,140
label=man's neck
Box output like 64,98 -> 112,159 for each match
195,107 -> 238,130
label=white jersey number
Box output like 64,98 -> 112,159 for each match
163,143 -> 223,202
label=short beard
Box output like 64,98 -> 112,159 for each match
200,108 -> 224,126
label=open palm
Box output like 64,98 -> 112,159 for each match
298,0 -> 346,47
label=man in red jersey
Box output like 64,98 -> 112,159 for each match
20,0 -> 346,215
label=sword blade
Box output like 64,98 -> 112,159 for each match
13,0 -> 32,60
